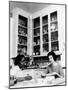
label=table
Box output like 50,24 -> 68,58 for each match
10,69 -> 65,88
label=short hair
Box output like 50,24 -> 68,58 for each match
47,51 -> 57,61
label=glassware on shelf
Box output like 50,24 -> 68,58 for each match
51,31 -> 58,41
51,41 -> 59,51
19,19 -> 25,26
37,39 -> 40,45
18,26 -> 27,36
18,15 -> 27,27
42,15 -> 48,24
51,24 -> 55,30
43,25 -> 48,34
44,29 -> 48,34
17,44 -> 27,55
43,34 -> 48,43
22,47 -> 27,54
50,22 -> 58,31
43,29 -> 48,34
50,11 -> 57,22
35,51 -> 40,55
34,45 -> 40,55
34,27 -> 40,37
33,52 -> 35,56
18,36 -> 27,45
33,17 -> 40,28
51,16 -> 57,22
43,43 -> 49,52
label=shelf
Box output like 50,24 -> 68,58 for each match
43,42 -> 49,44
18,34 -> 27,38
51,40 -> 58,42
43,32 -> 48,35
50,29 -> 58,32
50,20 -> 57,24
18,43 -> 27,46
42,23 -> 48,27
18,24 -> 27,29
33,26 -> 40,29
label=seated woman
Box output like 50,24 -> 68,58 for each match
41,51 -> 64,78
10,58 -> 32,86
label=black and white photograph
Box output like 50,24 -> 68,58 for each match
9,1 -> 66,88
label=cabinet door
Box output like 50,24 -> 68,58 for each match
42,11 -> 59,55
50,11 -> 59,51
17,15 -> 28,55
42,15 -> 49,53
32,17 -> 40,56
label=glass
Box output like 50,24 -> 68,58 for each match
33,17 -> 40,28
51,41 -> 59,51
50,21 -> 58,31
43,34 -> 49,43
34,28 -> 40,36
51,31 -> 58,41
42,15 -> 48,24
50,11 -> 57,22
17,44 -> 27,55
18,26 -> 27,36
43,43 -> 49,52
18,15 -> 27,27
42,25 -> 48,34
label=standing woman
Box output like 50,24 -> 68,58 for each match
46,51 -> 64,77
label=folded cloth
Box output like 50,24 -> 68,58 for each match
16,75 -> 32,82
24,75 -> 32,81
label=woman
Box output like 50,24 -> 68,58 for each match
10,58 -> 32,86
46,51 -> 64,78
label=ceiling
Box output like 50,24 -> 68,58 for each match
9,1 -> 49,14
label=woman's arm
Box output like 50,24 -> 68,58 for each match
59,65 -> 64,77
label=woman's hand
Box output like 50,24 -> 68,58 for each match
45,72 -> 63,78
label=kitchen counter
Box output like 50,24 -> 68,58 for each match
10,69 -> 65,88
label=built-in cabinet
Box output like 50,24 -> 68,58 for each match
32,11 -> 59,56
11,5 -> 65,66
